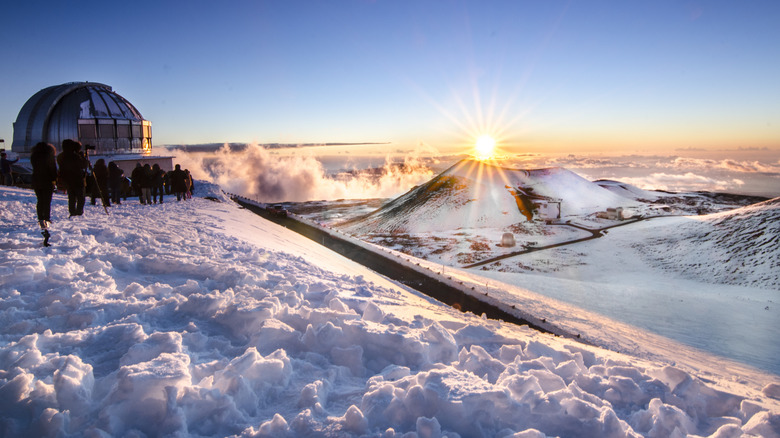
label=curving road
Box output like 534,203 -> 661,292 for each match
462,218 -> 664,269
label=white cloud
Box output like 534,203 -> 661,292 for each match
617,172 -> 744,192
175,143 -> 435,203
671,157 -> 780,173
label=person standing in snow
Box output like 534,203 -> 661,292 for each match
1,152 -> 19,185
131,163 -> 153,205
90,158 -> 110,207
151,163 -> 165,204
170,164 -> 188,201
130,163 -> 146,204
57,139 -> 89,217
30,142 -> 58,228
140,164 -> 153,205
163,170 -> 172,194
184,169 -> 194,199
108,161 -> 124,205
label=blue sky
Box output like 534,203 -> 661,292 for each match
1,0 -> 779,156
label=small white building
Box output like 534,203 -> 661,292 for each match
598,207 -> 625,220
606,207 -> 624,220
501,233 -> 516,247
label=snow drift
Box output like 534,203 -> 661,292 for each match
637,197 -> 780,290
1,185 -> 778,437
339,159 -> 639,234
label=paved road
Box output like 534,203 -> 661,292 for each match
232,197 -> 581,338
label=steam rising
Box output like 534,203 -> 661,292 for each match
175,143 -> 435,202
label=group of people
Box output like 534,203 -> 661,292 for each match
88,159 -> 129,207
29,139 -> 195,233
127,162 -> 194,205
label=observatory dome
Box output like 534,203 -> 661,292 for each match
12,82 -> 152,156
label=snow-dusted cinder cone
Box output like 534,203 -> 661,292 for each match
338,158 -> 640,234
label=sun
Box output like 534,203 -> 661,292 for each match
474,135 -> 496,159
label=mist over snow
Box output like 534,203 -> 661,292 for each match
173,143 -> 435,203
2,185 -> 779,437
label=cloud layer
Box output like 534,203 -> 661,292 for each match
172,147 -> 780,201
176,144 -> 435,203
532,154 -> 780,197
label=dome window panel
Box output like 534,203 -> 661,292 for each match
98,120 -> 115,139
117,121 -> 131,139
101,91 -> 124,117
143,122 -> 152,139
78,120 -> 97,139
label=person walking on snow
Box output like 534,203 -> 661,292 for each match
30,142 -> 58,228
57,139 -> 89,217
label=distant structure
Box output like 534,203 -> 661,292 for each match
597,207 -> 625,221
506,185 -> 562,222
501,232 -> 516,247
11,82 -> 172,173
533,199 -> 562,221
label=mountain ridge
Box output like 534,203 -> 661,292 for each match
339,158 -> 639,234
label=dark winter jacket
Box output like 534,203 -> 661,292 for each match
93,160 -> 108,186
170,167 -> 188,193
57,144 -> 89,191
151,164 -> 165,187
30,142 -> 58,191
140,164 -> 154,188
92,159 -> 109,195
130,164 -> 146,191
108,162 -> 124,187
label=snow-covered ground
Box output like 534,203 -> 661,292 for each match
330,159 -> 769,270
453,201 -> 780,376
317,160 -> 779,379
1,185 -> 779,437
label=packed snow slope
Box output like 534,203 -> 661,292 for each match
339,159 -> 639,234
636,197 -> 780,290
1,185 -> 779,437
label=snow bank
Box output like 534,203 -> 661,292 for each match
637,197 -> 780,290
1,186 -> 778,437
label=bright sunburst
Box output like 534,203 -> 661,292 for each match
474,135 -> 496,160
